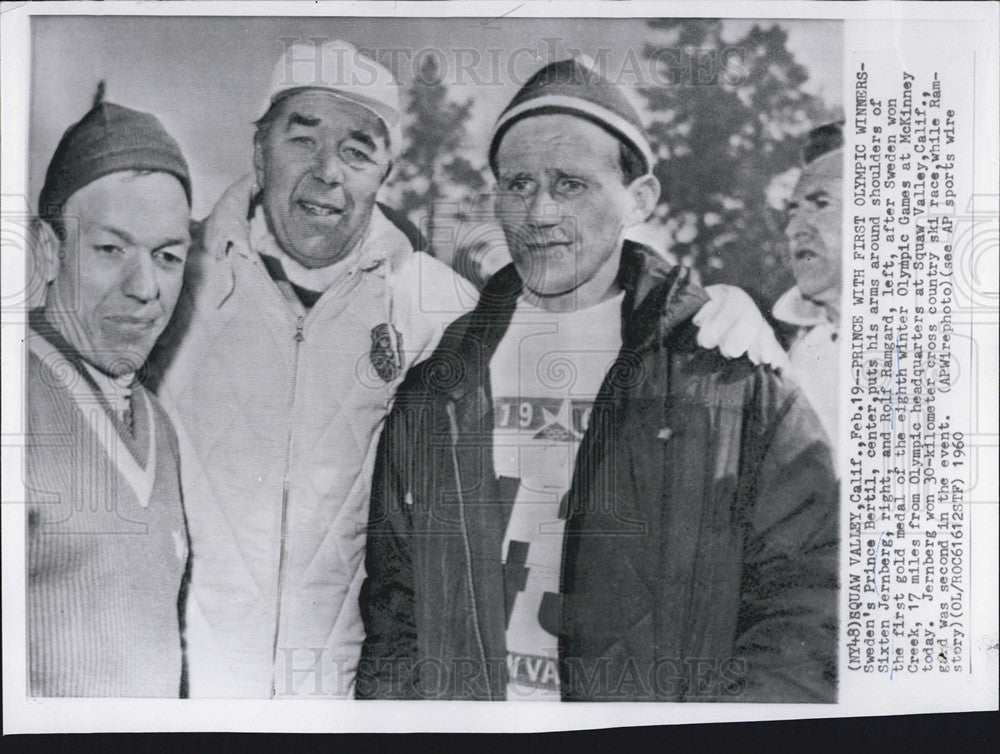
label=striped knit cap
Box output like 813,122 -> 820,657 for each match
39,92 -> 191,217
489,56 -> 654,175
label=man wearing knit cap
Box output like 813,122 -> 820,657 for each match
27,91 -> 193,696
359,57 -> 839,703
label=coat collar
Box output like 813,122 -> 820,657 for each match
773,285 -> 838,331
437,241 -> 709,400
201,194 -> 414,309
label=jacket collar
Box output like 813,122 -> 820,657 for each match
473,240 -> 708,347
440,241 -> 709,399
203,194 -> 413,308
773,285 -> 838,330
615,240 -> 710,351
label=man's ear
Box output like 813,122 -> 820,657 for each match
252,139 -> 266,191
624,174 -> 661,228
33,218 -> 62,286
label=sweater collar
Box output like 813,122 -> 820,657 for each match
28,308 -> 138,387
28,308 -> 142,448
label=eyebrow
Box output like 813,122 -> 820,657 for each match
100,226 -> 188,250
498,169 -> 530,180
285,112 -> 321,130
347,130 -> 378,152
100,226 -> 136,245
153,237 -> 190,251
552,169 -> 589,180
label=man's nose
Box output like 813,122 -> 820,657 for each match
786,216 -> 812,243
525,192 -> 560,228
312,145 -> 345,185
123,252 -> 159,302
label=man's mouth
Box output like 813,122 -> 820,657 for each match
297,199 -> 344,217
105,315 -> 158,332
525,240 -> 571,252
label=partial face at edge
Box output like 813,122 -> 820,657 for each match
254,90 -> 391,269
48,171 -> 191,375
494,114 -> 654,298
785,149 -> 843,302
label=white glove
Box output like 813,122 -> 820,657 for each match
202,173 -> 257,259
694,284 -> 791,372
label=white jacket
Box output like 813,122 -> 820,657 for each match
153,204 -> 475,697
772,286 -> 840,467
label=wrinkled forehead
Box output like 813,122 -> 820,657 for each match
65,171 -> 191,240
271,89 -> 389,143
495,114 -> 621,174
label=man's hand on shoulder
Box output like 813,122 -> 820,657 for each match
695,285 -> 791,372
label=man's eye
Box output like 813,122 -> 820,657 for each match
812,197 -> 830,209
341,146 -> 372,163
290,135 -> 316,147
505,179 -> 535,196
555,178 -> 586,195
154,250 -> 185,266
94,244 -> 125,255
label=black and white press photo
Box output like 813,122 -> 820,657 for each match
2,1 -> 996,735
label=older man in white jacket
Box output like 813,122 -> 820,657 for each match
151,40 -> 788,698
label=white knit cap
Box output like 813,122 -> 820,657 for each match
260,40 -> 402,153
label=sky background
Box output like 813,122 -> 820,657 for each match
31,16 -> 842,218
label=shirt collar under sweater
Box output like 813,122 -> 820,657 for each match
80,360 -> 135,423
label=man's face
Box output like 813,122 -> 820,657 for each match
254,90 -> 391,269
495,115 -> 643,297
49,171 -> 190,375
785,149 -> 843,302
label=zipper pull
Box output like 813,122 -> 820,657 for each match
294,315 -> 305,342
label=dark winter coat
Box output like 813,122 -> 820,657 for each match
357,242 -> 839,702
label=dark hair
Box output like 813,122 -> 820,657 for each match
253,100 -> 285,147
803,121 -> 845,164
618,140 -> 647,185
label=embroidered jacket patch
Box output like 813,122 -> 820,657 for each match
370,322 -> 404,383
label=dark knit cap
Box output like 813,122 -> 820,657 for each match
39,95 -> 191,217
489,57 -> 654,175
803,121 -> 845,164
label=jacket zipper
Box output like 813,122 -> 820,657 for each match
445,401 -> 490,697
270,313 -> 305,697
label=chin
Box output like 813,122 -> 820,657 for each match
288,243 -> 343,268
